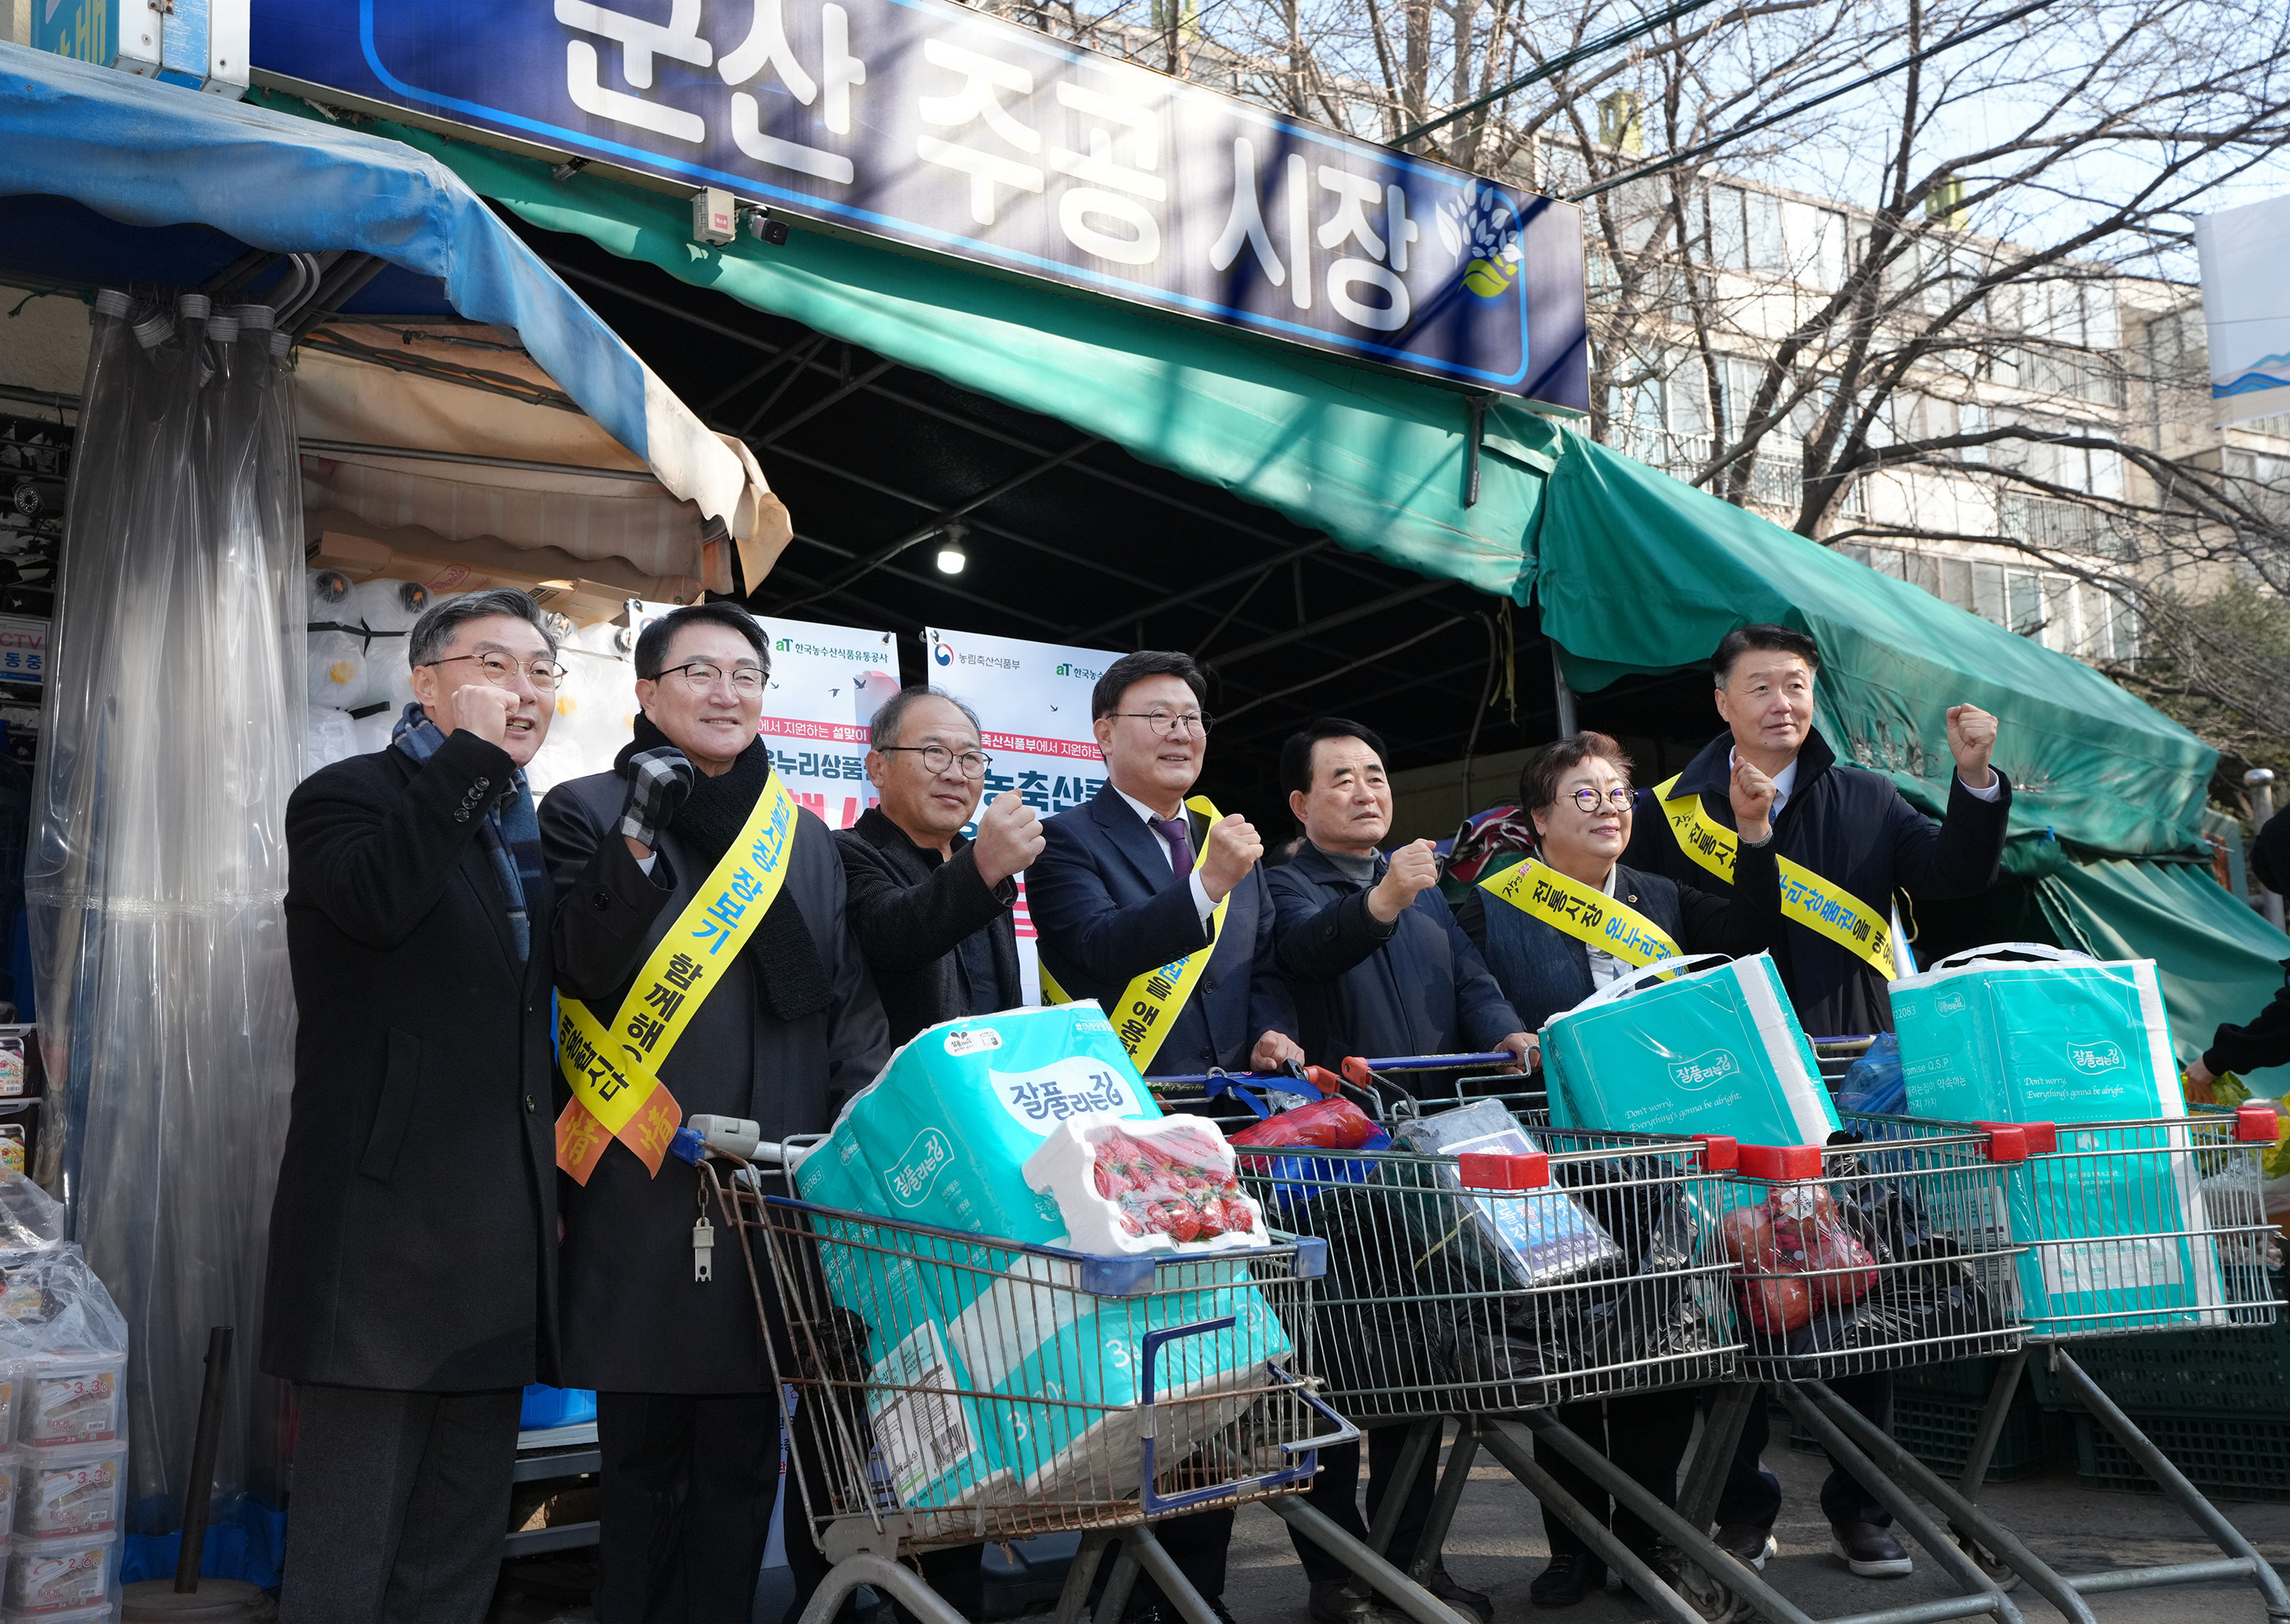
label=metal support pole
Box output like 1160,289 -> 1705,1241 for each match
1264,1496 -> 1476,1624
794,1555 -> 973,1624
1471,1420 -> 1720,1624
1774,1387 -> 2026,1624
2046,1347 -> 2290,1622
1551,645 -> 1579,738
173,1327 -> 233,1592
1953,1349 -> 2027,1504
1487,1415 -> 1817,1624
1364,1419 -> 1442,1561
1411,1420 -> 1481,1582
1677,1384 -> 1757,1533
1791,1379 -> 2089,1624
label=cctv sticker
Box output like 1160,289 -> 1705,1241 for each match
943,1028 -> 1003,1057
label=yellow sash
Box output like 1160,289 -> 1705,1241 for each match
1651,773 -> 1897,979
1478,858 -> 1681,968
555,771 -> 799,1184
1040,795 -> 1229,1075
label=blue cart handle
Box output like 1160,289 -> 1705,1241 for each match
1137,1336 -> 1359,1517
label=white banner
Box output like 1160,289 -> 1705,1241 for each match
2195,193 -> 2290,426
631,602 -> 900,831
925,626 -> 1125,1002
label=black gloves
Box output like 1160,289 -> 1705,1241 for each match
619,746 -> 695,850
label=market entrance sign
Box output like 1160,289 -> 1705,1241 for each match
248,0 -> 1588,405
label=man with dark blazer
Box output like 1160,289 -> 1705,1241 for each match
834,683 -> 1036,1623
541,601 -> 889,1624
1265,716 -> 1523,1624
836,686 -> 1035,1052
1621,622 -> 2010,1582
1025,650 -> 1302,1624
264,587 -> 564,1624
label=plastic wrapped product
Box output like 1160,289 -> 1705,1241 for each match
17,1365 -> 121,1450
348,708 -> 398,757
2,1532 -> 114,1615
1544,953 -> 1838,1146
0,1456 -> 14,1535
1227,1098 -> 1383,1154
0,1606 -> 113,1624
303,632 -> 366,712
0,1043 -> 23,1101
0,1176 -> 60,1257
13,1446 -> 121,1538
345,577 -> 430,711
302,707 -> 358,779
1724,1184 -> 1877,1333
1021,1116 -> 1265,1255
1393,1100 -> 1624,1287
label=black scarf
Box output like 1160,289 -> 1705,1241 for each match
617,715 -> 834,1023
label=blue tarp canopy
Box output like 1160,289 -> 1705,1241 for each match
0,42 -> 769,550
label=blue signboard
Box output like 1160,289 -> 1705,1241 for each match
249,0 -> 1588,405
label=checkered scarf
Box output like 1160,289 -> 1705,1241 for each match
391,703 -> 543,962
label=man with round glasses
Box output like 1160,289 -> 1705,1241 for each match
838,684 -> 1039,1051
266,587 -> 563,1622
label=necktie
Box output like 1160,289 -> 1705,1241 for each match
1151,813 -> 1193,881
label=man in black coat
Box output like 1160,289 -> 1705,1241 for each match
1266,717 -> 1527,1624
1025,650 -> 1304,1624
1028,650 -> 1301,1080
541,602 -> 889,1624
1620,623 -> 2011,1582
833,684 -> 1036,1623
264,587 -> 564,1624
836,686 -> 1034,1052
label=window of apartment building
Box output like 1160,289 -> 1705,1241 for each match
1703,184 -> 1845,290
1839,544 -> 2138,661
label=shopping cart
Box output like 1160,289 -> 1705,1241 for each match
691,1136 -> 1380,1624
1820,1106 -> 2290,1624
1222,1098 -> 1754,1624
1146,1053 -> 1534,1136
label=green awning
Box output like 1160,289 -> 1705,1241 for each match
1530,431 -> 2216,861
258,95 -> 1556,605
2037,858 -> 2290,1098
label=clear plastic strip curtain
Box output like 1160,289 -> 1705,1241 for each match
26,291 -> 304,1528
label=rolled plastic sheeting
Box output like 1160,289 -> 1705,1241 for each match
27,291 -> 303,1523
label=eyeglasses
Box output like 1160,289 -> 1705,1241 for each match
880,744 -> 993,780
1570,786 -> 1635,812
1109,709 -> 1214,738
420,652 -> 569,693
655,660 -> 766,695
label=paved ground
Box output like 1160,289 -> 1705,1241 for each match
488,1430 -> 2290,1624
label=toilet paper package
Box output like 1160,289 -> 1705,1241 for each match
790,1005 -> 1292,1512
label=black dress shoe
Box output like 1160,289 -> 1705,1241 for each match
1529,1553 -> 1607,1607
1713,1522 -> 1776,1570
1830,1521 -> 1912,1578
1423,1561 -> 1494,1624
1310,1581 -> 1398,1624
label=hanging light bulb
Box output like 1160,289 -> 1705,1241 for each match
935,519 -> 970,575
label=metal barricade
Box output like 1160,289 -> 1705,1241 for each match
699,1146 -> 1365,1624
1820,1107 -> 2290,1623
1229,1113 -> 1756,1624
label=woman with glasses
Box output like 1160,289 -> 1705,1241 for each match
1453,730 -> 1780,1607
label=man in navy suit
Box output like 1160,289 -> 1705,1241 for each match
1027,649 -> 1302,1624
1030,649 -> 1301,1079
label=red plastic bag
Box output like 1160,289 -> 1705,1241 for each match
1723,1185 -> 1877,1332
1228,1097 -> 1382,1152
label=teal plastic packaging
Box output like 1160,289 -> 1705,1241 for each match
790,1003 -> 1293,1507
1543,953 -> 1840,1148
1889,943 -> 2227,1332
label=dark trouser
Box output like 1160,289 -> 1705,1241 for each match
1536,1391 -> 1696,1564
1289,1423 -> 1439,1585
279,1382 -> 523,1624
1716,1373 -> 1894,1531
596,1389 -> 830,1624
1098,1509 -> 1236,1615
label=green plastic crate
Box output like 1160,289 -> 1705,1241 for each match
2028,1314 -> 2290,1417
2072,1413 -> 2290,1502
1895,1356 -> 2014,1405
